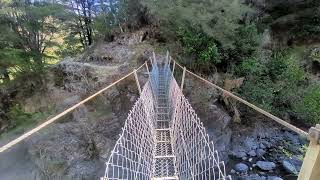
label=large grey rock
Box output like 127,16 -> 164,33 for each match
256,161 -> 276,171
282,160 -> 298,175
235,163 -> 249,173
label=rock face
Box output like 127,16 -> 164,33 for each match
29,67 -> 142,179
26,90 -> 134,179
250,0 -> 320,48
183,77 -> 232,161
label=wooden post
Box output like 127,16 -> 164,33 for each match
145,61 -> 150,78
298,124 -> 320,180
153,51 -> 156,65
172,61 -> 176,75
166,50 -> 169,65
134,69 -> 142,94
181,67 -> 186,91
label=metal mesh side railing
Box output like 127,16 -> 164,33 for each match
102,81 -> 156,180
103,54 -> 230,180
168,68 -> 230,180
150,56 -> 159,104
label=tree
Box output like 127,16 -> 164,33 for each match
2,1 -> 64,67
0,0 -> 66,84
64,0 -> 95,47
142,0 -> 250,48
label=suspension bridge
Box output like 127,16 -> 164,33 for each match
0,52 -> 319,180
101,53 -> 229,180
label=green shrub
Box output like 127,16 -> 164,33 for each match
239,48 -> 308,118
233,24 -> 260,58
295,85 -> 320,124
270,49 -> 306,109
199,42 -> 220,65
7,104 -> 33,126
268,50 -> 305,82
176,26 -> 204,55
237,56 -> 266,76
268,52 -> 289,80
176,26 -> 220,71
240,77 -> 276,112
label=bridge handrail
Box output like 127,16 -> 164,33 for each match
0,62 -> 147,153
172,60 -> 309,138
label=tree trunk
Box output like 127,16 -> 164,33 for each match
33,50 -> 44,69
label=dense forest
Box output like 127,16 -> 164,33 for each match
1,0 -> 319,131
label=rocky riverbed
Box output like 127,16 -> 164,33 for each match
228,120 -> 307,180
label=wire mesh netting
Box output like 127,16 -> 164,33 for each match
102,80 -> 156,180
169,76 -> 229,180
102,55 -> 230,180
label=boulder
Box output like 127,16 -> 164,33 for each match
256,161 -> 276,171
282,160 -> 298,175
235,163 -> 249,173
